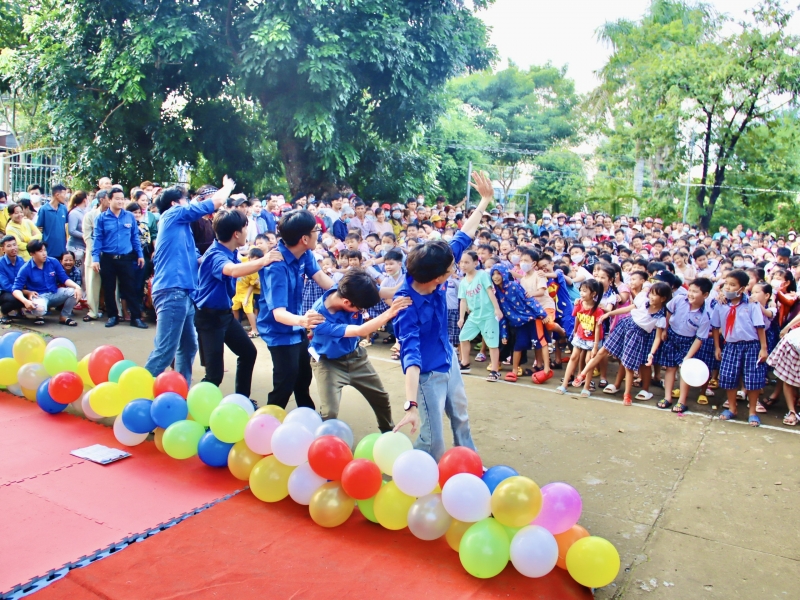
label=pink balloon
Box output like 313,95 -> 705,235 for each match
244,414 -> 281,455
531,482 -> 582,535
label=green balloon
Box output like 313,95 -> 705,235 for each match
186,382 -> 223,427
108,359 -> 138,383
162,420 -> 205,459
502,524 -> 522,541
209,404 -> 248,443
43,347 -> 79,376
354,432 -> 381,461
356,481 -> 385,523
459,518 -> 510,579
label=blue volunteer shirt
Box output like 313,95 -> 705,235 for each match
152,200 -> 216,293
263,211 -> 277,234
0,255 -> 26,293
35,202 -> 68,257
393,231 -> 472,374
13,257 -> 69,294
194,241 -> 238,310
91,209 -> 143,261
309,286 -> 361,359
257,240 -> 321,346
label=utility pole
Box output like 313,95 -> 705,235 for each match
682,132 -> 696,224
465,161 -> 473,206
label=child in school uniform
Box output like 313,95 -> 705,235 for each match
712,269 -> 769,427
655,277 -> 713,413
232,247 -> 263,337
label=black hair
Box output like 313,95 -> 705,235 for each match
647,261 -> 666,275
384,249 -> 404,263
279,210 -> 318,246
61,250 -> 76,261
347,250 -> 363,261
381,232 -> 396,243
255,233 -> 268,244
649,281 -> 673,303
570,243 -> 585,253
462,250 -> 479,263
213,209 -> 249,242
248,247 -> 264,259
772,268 -> 797,293
580,279 -> 603,314
345,232 -> 362,242
726,269 -> 750,288
52,184 -> 67,194
519,247 -> 539,261
618,246 -> 631,256
746,267 -> 765,283
406,240 -> 454,284
753,281 -> 773,302
337,269 -> 381,309
27,239 -> 45,255
688,277 -> 713,295
0,235 -> 15,247
692,248 -> 707,260
477,244 -> 495,255
777,247 -> 792,259
109,185 -> 125,197
155,187 -> 185,214
366,233 -> 380,243
594,262 -> 618,295
126,202 -> 141,213
630,269 -> 649,281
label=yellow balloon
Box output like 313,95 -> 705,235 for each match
373,480 -> 415,530
77,354 -> 94,388
228,440 -> 263,481
566,536 -> 620,589
13,333 -> 46,365
21,386 -> 37,401
253,404 -> 286,422
118,366 -> 154,402
445,519 -> 472,552
249,455 -> 295,503
89,382 -> 125,417
491,476 -> 542,528
154,427 -> 166,453
0,357 -> 20,386
309,482 -> 355,528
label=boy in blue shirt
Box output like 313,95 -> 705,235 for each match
0,236 -> 26,323
35,184 -> 68,259
310,269 -> 410,432
392,171 -> 494,461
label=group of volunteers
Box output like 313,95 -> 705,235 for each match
1,170 -> 799,466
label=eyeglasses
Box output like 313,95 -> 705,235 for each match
311,226 -> 321,233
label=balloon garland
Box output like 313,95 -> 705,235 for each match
0,331 -> 620,588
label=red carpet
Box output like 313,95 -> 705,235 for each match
0,394 -> 244,595
35,492 -> 592,600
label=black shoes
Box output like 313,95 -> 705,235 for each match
105,316 -> 119,327
130,318 -> 149,329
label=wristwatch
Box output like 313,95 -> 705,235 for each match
403,400 -> 418,411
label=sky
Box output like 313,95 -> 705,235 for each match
478,0 -> 796,93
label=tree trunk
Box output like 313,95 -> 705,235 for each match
274,128 -> 338,198
700,164 -> 726,231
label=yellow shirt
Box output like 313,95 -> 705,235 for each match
5,219 -> 42,260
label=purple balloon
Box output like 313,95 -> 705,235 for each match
531,482 -> 582,535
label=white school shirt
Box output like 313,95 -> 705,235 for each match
630,291 -> 667,334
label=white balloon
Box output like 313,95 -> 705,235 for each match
284,406 -> 323,433
80,391 -> 103,421
46,337 -> 78,357
287,462 -> 327,505
6,383 -> 23,396
315,419 -> 354,449
441,473 -> 491,523
510,525 -> 559,578
113,414 -> 148,447
271,422 -> 315,466
17,363 -> 48,390
680,358 -> 710,388
220,393 -> 255,416
392,449 -> 439,497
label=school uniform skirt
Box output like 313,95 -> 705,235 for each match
695,337 -> 720,371
767,334 -> 800,388
603,317 -> 655,371
447,308 -> 461,347
654,327 -> 695,368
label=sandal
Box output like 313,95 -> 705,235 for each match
83,314 -> 98,322
652,379 -> 665,389
459,363 -> 471,374
580,389 -> 591,398
33,318 -> 45,326
475,353 -> 487,362
657,399 -> 673,409
783,411 -> 798,426
248,331 -> 259,338
522,368 -> 534,377
0,316 -> 11,325
748,414 -> 761,427
382,335 -> 396,344
532,370 -> 554,384
486,371 -> 500,382
672,403 -> 689,413
671,389 -> 681,398
623,393 -> 632,406
599,379 -> 608,388
704,388 -> 715,397
59,318 -> 78,327
504,372 -> 518,382
708,378 -> 719,389
755,401 -> 768,414
759,395 -> 779,409
635,390 -> 654,401
556,385 -> 567,394
390,348 -> 401,361
633,377 -> 642,388
571,374 -> 586,387
697,395 -> 709,405
719,409 -> 737,421
603,384 -> 618,394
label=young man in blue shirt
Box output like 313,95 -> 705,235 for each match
91,185 -> 147,329
144,178 -> 235,384
12,239 -> 81,326
194,209 -> 282,403
310,269 -> 410,432
0,236 -> 26,323
392,171 -> 494,461
35,183 -> 68,259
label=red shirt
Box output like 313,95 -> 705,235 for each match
573,301 -> 605,342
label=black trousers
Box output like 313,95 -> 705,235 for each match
0,291 -> 23,316
267,334 -> 315,409
195,309 -> 257,398
100,253 -> 141,319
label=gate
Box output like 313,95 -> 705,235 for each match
0,147 -> 63,199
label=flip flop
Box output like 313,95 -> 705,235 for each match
697,395 -> 709,405
657,399 -> 673,409
603,384 -> 619,394
719,409 -> 737,421
635,390 -> 654,401
748,414 -> 761,427
671,389 -> 681,398
672,403 -> 689,414
532,370 -> 553,384
580,389 -> 591,398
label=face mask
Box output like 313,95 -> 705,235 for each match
322,238 -> 334,248
543,218 -> 551,224
571,253 -> 584,264
733,259 -> 744,268
366,214 -> 376,222
519,262 -> 533,273
689,239 -> 697,246
724,288 -> 742,300
510,255 -> 520,265
382,243 -> 393,252
682,226 -> 689,233
392,212 -> 402,220
343,218 -> 351,224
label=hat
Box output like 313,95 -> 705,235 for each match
381,203 -> 391,210
490,208 -> 500,215
789,230 -> 796,237
232,197 -> 249,207
18,192 -> 30,201
431,215 -> 442,222
281,203 -> 292,211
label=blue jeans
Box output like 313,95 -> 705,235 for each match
144,288 -> 197,384
40,288 -> 77,318
415,349 -> 477,461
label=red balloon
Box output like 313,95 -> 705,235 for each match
341,459 -> 382,500
48,372 -> 84,404
438,446 -> 483,487
307,435 -> 353,481
88,345 -> 124,385
153,371 -> 189,399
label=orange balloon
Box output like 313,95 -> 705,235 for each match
555,524 -> 589,569
228,440 -> 263,480
445,519 -> 472,552
153,427 -> 166,453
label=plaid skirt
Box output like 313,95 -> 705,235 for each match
654,328 -> 695,368
604,317 -> 655,371
695,337 -> 720,371
368,300 -> 389,319
767,335 -> 800,387
302,279 -> 325,314
448,308 -> 461,347
719,340 -> 766,391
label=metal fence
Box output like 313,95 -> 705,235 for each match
0,147 -> 63,199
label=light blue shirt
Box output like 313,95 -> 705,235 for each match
667,296 -> 711,339
35,202 -> 68,257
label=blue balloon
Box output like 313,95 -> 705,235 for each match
37,378 -> 67,414
121,399 -> 156,434
150,392 -> 188,429
0,331 -> 23,359
198,431 -> 234,468
481,465 -> 519,494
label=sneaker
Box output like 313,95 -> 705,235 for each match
475,352 -> 487,362
459,363 -> 471,374
486,371 -> 500,382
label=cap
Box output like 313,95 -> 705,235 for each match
281,203 -> 292,211
431,215 -> 442,222
19,192 -> 30,201
490,209 -> 500,215
381,203 -> 391,210
232,197 -> 249,207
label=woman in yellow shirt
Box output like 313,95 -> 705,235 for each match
5,203 -> 42,260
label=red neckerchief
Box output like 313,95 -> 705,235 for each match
725,295 -> 746,338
